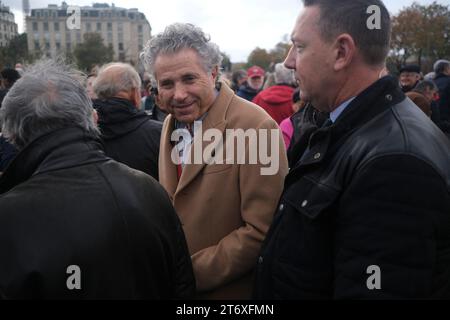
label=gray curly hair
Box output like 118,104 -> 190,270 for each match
140,23 -> 223,79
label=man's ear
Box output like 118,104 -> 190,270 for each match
155,94 -> 166,111
131,87 -> 141,108
211,65 -> 219,82
333,34 -> 356,72
92,109 -> 99,124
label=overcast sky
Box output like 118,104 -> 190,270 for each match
5,0 -> 448,62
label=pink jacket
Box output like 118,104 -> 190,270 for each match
280,117 -> 294,149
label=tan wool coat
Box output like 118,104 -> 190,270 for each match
159,83 -> 288,299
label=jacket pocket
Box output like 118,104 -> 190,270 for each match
283,176 -> 340,219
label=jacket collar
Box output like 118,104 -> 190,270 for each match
239,83 -> 260,94
160,82 -> 234,197
288,76 -> 405,180
0,127 -> 108,194
434,73 -> 450,80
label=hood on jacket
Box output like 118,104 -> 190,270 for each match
257,85 -> 295,105
94,97 -> 150,140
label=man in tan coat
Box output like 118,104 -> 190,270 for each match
141,23 -> 288,299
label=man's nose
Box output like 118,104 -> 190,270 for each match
284,45 -> 296,70
173,83 -> 188,101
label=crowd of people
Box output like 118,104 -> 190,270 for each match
0,0 -> 449,300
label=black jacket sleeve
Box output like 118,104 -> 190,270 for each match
156,185 -> 196,299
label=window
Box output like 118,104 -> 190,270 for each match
43,22 -> 49,31
34,32 -> 39,40
66,32 -> 71,42
119,43 -> 124,51
54,22 -> 59,31
96,22 -> 102,31
32,22 -> 38,31
86,23 -> 91,32
55,33 -> 61,41
56,42 -> 61,50
107,32 -> 113,42
138,25 -> 143,33
45,42 -> 50,49
107,23 -> 112,31
118,33 -> 123,42
66,43 -> 71,50
118,22 -> 123,32
34,41 -> 40,50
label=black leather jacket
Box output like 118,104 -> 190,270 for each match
0,127 -> 195,299
254,76 -> 450,299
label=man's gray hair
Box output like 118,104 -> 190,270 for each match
0,59 -> 99,149
140,23 -> 223,79
274,63 -> 296,86
93,62 -> 141,99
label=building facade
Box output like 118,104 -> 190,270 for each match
26,2 -> 151,64
0,2 -> 19,47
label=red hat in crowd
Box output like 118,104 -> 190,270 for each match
247,66 -> 265,78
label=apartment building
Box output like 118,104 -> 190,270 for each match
0,2 -> 19,47
26,2 -> 151,64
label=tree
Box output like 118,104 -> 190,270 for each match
247,47 -> 272,70
73,33 -> 114,71
420,2 -> 450,61
390,2 -> 450,72
0,33 -> 31,67
246,35 -> 291,71
269,40 -> 291,65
